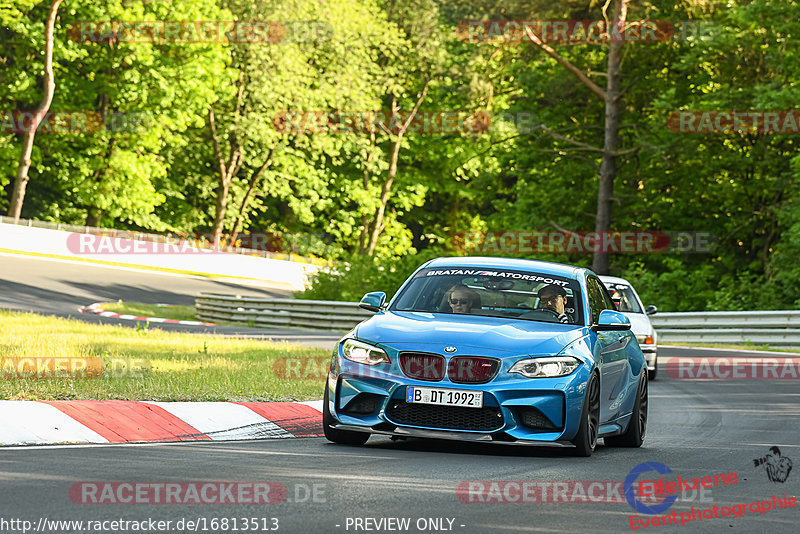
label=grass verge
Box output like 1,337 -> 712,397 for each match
101,301 -> 197,322
0,309 -> 329,401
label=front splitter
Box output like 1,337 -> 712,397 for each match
332,424 -> 573,447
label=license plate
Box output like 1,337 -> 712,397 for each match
406,386 -> 483,408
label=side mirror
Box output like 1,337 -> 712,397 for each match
359,291 -> 386,312
645,305 -> 657,316
592,309 -> 631,331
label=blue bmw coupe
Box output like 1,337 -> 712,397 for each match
323,257 -> 648,456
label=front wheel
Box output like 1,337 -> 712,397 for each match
605,372 -> 647,447
571,372 -> 600,457
323,386 -> 370,446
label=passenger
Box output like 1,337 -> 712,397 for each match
538,284 -> 570,323
447,285 -> 481,314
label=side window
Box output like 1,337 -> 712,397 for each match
587,278 -> 610,324
598,280 -> 615,310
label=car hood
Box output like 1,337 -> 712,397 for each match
619,313 -> 653,337
355,310 -> 586,356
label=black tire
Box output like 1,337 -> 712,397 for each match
605,372 -> 647,448
322,387 -> 370,446
571,372 -> 600,457
647,353 -> 658,381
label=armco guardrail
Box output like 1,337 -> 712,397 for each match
651,311 -> 800,346
196,294 -> 374,330
196,296 -> 800,344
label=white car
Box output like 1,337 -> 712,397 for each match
599,275 -> 658,380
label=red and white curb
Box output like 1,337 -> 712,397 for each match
79,302 -> 216,327
0,400 -> 324,446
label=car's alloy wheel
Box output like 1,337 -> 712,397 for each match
322,387 -> 370,446
571,372 -> 600,457
605,372 -> 647,448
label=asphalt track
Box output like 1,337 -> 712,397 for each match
1,253 -> 799,533
3,375 -> 798,533
0,253 -> 343,349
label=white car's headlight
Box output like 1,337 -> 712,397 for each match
508,356 -> 580,378
341,339 -> 390,366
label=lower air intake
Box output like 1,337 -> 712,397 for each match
385,401 -> 503,431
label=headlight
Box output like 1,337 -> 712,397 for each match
636,335 -> 654,345
341,339 -> 390,366
508,356 -> 580,378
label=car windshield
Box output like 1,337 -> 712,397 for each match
390,267 -> 584,325
605,283 -> 643,314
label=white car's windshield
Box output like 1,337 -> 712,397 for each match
390,268 -> 584,325
605,283 -> 643,314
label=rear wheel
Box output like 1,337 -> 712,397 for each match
571,372 -> 600,457
605,372 -> 647,447
323,386 -> 370,446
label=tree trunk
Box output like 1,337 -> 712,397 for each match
366,136 -> 403,256
208,106 -> 242,246
7,0 -> 64,221
522,1 -> 630,274
591,2 -> 626,275
211,182 -> 230,245
85,130 -> 115,227
362,81 -> 429,256
86,208 -> 103,227
357,133 -> 376,254
230,149 -> 274,243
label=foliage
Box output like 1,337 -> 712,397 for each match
3,0 -> 800,310
298,248 -> 443,302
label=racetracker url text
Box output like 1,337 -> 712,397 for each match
0,517 -> 279,533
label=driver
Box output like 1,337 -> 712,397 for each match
538,284 -> 570,323
447,285 -> 480,314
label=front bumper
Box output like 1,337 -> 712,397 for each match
641,346 -> 657,370
326,355 -> 593,444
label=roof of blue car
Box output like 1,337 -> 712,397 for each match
424,256 -> 586,279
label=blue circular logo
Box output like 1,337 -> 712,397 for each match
624,462 -> 677,515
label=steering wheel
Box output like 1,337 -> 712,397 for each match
538,308 -> 562,320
